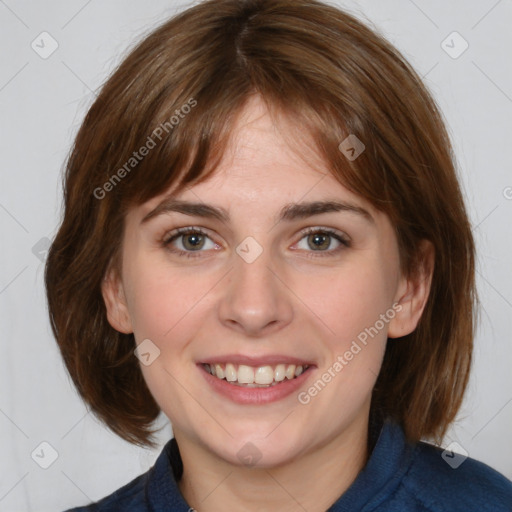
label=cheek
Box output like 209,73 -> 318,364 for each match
301,262 -> 396,344
297,259 -> 395,404
125,261 -> 213,421
298,270 -> 391,418
125,254 -> 210,339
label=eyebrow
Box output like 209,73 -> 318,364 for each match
141,198 -> 374,225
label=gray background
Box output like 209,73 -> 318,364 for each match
1,0 -> 511,510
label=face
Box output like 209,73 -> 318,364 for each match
103,95 -> 426,468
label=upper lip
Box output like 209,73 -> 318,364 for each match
199,354 -> 315,367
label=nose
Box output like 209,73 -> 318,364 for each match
217,243 -> 294,337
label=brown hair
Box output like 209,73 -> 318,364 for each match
45,0 -> 475,447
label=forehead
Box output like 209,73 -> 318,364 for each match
138,96 -> 376,217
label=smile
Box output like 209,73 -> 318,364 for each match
198,355 -> 315,404
203,363 -> 310,387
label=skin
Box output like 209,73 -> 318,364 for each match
102,95 -> 433,512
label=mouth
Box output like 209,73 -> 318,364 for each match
198,357 -> 315,405
202,362 -> 312,388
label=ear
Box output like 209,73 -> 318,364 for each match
101,266 -> 133,334
388,240 -> 434,339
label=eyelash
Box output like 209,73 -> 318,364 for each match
162,226 -> 350,260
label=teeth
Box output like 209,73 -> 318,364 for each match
255,366 -> 274,385
274,364 -> 286,382
285,365 -> 295,380
204,362 -> 309,386
238,365 -> 254,384
215,364 -> 224,379
225,363 -> 236,382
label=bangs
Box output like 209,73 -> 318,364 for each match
89,2 -> 415,218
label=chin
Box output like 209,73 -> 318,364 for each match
207,429 -> 309,469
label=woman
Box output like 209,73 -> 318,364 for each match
45,0 -> 512,510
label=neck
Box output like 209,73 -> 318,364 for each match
175,413 -> 370,512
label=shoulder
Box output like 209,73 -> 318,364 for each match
61,437 -> 187,512
62,471 -> 149,511
397,440 -> 512,512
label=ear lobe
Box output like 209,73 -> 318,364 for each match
388,240 -> 435,339
101,268 -> 133,334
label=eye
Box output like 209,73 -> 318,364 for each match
293,227 -> 350,258
162,226 -> 350,259
163,227 -> 220,258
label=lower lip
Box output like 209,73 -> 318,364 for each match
198,364 -> 314,405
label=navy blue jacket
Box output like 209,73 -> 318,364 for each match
65,420 -> 512,511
